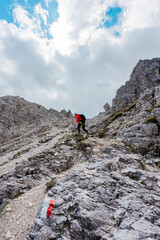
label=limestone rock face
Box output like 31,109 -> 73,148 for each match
26,142 -> 160,240
0,96 -> 73,143
90,58 -> 160,156
112,58 -> 160,111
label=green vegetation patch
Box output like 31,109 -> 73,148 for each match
15,193 -> 23,199
139,180 -> 146,185
64,133 -> 85,142
98,129 -> 105,138
128,145 -> 134,152
76,140 -> 91,151
145,109 -> 154,112
11,147 -> 31,160
102,102 -> 137,128
144,116 -> 158,124
118,122 -> 123,129
0,202 -> 9,214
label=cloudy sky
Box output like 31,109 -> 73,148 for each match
0,0 -> 160,117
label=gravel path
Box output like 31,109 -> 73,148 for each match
0,181 -> 47,240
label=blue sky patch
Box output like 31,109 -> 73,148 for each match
0,0 -> 59,38
114,31 -> 120,37
0,0 -> 15,23
47,0 -> 59,24
103,6 -> 122,28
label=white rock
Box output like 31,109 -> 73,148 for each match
113,229 -> 142,240
6,231 -> 12,240
6,207 -> 12,212
131,218 -> 160,234
29,202 -> 33,207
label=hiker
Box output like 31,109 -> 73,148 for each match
74,113 -> 89,135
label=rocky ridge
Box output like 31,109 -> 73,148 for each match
0,58 -> 160,240
90,58 -> 160,156
0,96 -> 73,143
112,58 -> 160,111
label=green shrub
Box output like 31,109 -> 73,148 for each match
0,202 -> 9,214
118,123 -> 123,129
98,129 -> 105,138
145,109 -> 153,112
144,116 -> 158,124
128,145 -> 134,152
15,193 -> 23,198
102,102 -> 137,128
155,105 -> 160,109
139,180 -> 146,185
77,141 -> 88,151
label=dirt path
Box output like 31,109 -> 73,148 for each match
0,181 -> 47,240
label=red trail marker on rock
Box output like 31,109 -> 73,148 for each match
47,200 -> 55,218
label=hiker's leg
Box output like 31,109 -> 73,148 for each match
77,123 -> 81,134
82,122 -> 88,134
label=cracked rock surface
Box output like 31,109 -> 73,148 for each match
26,138 -> 160,240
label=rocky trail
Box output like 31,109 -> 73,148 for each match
0,132 -> 109,240
25,133 -> 160,240
2,130 -> 159,240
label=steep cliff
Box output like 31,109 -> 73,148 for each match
112,58 -> 160,111
89,58 -> 160,156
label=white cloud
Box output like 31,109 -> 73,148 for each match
0,57 -> 16,75
12,4 -> 50,38
118,0 -> 160,31
13,6 -> 35,30
49,0 -> 109,55
12,5 -> 41,38
34,3 -> 49,25
0,0 -> 160,117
